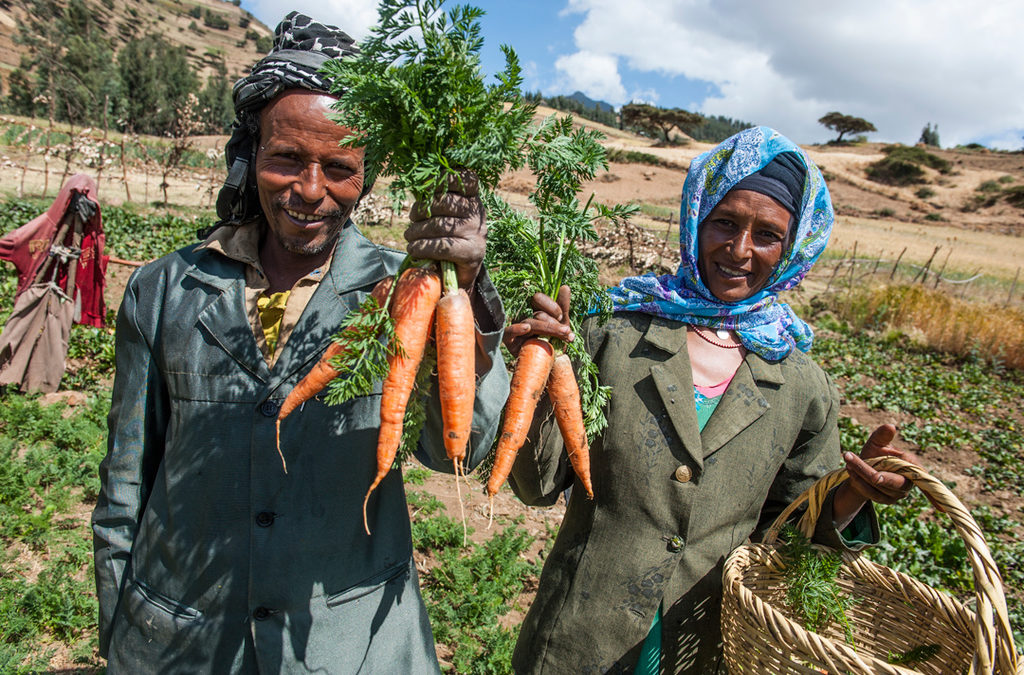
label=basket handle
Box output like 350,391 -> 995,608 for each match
762,456 -> 1019,675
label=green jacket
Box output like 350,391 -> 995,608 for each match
91,223 -> 509,674
510,313 -> 875,674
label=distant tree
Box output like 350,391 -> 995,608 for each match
620,102 -> 702,144
197,58 -> 234,133
818,111 -> 877,143
255,35 -> 273,53
118,35 -> 199,135
919,122 -> 940,147
11,0 -> 118,126
686,114 -> 755,143
203,9 -> 229,29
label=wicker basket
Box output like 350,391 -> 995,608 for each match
721,456 -> 1021,674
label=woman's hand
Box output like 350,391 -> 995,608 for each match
503,285 -> 574,356
832,424 -> 918,529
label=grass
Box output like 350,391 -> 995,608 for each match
819,283 -> 1024,369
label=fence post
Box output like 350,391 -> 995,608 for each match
913,246 -> 940,284
933,248 -> 953,289
890,246 -> 907,281
1007,267 -> 1021,307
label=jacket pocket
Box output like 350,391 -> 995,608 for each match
324,559 -> 409,608
122,578 -> 203,636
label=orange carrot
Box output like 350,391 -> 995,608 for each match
486,338 -> 554,499
363,265 -> 441,534
547,352 -> 594,499
435,288 -> 475,472
274,277 -> 393,471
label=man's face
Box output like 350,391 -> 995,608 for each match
255,90 -> 365,256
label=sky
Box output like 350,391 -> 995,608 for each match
239,0 -> 1024,149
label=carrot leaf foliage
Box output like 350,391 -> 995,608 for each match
323,0 -> 535,205
485,115 -> 639,437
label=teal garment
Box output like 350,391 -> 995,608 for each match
635,390 -> 723,674
92,222 -> 511,673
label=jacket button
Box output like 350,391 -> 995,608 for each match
253,606 -> 272,621
259,400 -> 280,417
667,535 -> 685,553
255,511 -> 275,527
674,465 -> 693,482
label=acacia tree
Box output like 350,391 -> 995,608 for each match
621,102 -> 702,144
818,111 -> 877,143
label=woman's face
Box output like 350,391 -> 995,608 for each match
697,189 -> 791,302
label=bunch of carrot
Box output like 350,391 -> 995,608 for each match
276,259 -> 477,534
483,117 -> 638,512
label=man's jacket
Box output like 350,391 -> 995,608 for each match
92,223 -> 509,673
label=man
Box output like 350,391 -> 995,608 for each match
91,13 -> 509,673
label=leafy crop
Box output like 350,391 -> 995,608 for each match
324,0 -> 534,204
0,393 -> 108,668
485,116 -> 638,437
823,327 -> 1024,649
779,524 -> 857,642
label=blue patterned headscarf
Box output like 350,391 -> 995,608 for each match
607,126 -> 834,361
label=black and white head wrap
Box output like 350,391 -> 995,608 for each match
209,12 -> 361,234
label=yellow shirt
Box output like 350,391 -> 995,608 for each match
198,222 -> 333,368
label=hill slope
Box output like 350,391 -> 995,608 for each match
0,0 -> 272,87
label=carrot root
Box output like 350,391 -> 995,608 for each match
436,289 -> 475,471
364,266 -> 441,534
277,277 -> 394,473
486,338 -> 554,497
548,352 -> 594,499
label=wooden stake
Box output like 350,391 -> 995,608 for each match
890,246 -> 907,281
1007,267 -> 1021,307
913,246 -> 940,284
934,248 -> 953,289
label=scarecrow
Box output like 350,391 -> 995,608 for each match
0,174 -> 108,393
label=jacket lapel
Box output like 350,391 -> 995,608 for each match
269,224 -> 393,391
187,258 -> 270,383
699,352 -> 784,458
643,318 -> 705,470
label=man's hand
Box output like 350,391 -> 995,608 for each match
503,285 -> 574,356
832,424 -> 918,528
405,171 -> 486,289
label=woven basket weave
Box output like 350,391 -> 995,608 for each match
721,456 -> 1021,674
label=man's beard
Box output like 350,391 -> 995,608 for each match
269,201 -> 348,256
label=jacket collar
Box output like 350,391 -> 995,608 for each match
642,316 -> 785,469
182,222 -> 393,389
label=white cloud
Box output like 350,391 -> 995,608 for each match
555,0 -> 1024,147
245,0 -> 380,40
553,51 -> 626,103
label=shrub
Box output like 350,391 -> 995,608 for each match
882,145 -> 952,173
977,180 -> 1001,193
203,9 -> 229,30
1005,186 -> 1024,208
915,187 -> 935,199
873,207 -> 896,217
866,158 -> 926,186
255,35 -> 273,53
924,212 -> 944,221
188,4 -> 201,18
238,16 -> 250,28
998,174 -> 1015,184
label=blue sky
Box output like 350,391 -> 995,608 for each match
240,0 -> 1024,149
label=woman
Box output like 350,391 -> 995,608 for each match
504,127 -> 915,674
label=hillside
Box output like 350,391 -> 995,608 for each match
0,0 -> 272,87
